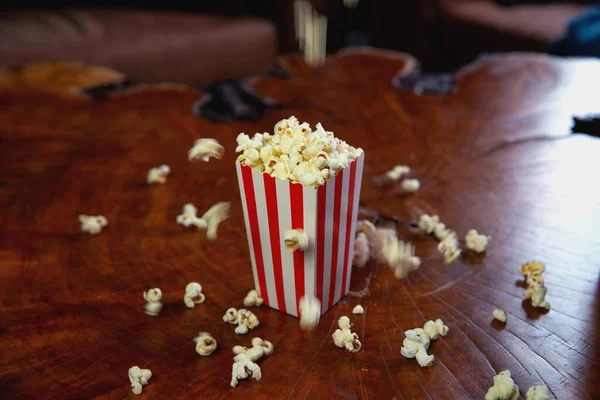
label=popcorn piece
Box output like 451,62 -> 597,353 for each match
422,319 -> 449,340
401,179 -> 420,192
418,214 -> 440,234
485,370 -> 520,400
146,164 -> 170,184
385,165 -> 410,181
143,288 -> 163,316
369,227 -> 397,263
357,220 -> 376,236
437,232 -> 462,264
194,332 -> 217,356
352,232 -> 370,267
176,203 -> 206,229
201,201 -> 231,241
520,260 -> 545,277
385,234 -> 421,279
299,296 -> 321,331
332,316 -> 362,353
352,304 -> 364,315
225,308 -> 260,335
400,328 -> 434,368
79,214 -> 108,235
230,359 -> 262,388
433,222 -> 451,241
243,289 -> 264,307
128,366 -> 152,395
465,229 -> 492,253
233,337 -> 274,363
184,282 -> 205,308
284,229 -> 309,252
526,385 -> 552,400
223,307 -> 239,324
493,309 -> 507,323
188,138 -> 224,162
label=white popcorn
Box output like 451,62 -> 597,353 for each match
233,338 -> 274,362
401,179 -> 420,192
385,235 -> 421,279
433,222 -> 451,240
520,261 -> 550,310
423,319 -> 449,340
143,288 -> 162,316
352,232 -> 370,267
493,309 -> 507,323
146,164 -> 170,184
225,308 -> 260,335
465,229 -> 492,253
201,201 -> 231,241
176,203 -> 206,229
283,229 -> 309,251
485,370 -> 520,400
194,332 -> 217,356
357,219 -> 376,236
437,232 -> 462,264
299,295 -> 321,331
223,307 -> 239,324
526,385 -> 552,400
385,165 -> 410,181
188,138 -> 224,162
230,359 -> 262,388
79,214 -> 108,235
418,214 -> 440,234
184,282 -> 205,308
235,117 -> 363,187
332,316 -> 362,353
352,305 -> 364,315
401,328 -> 433,368
128,366 -> 152,395
243,290 -> 264,307
369,227 -> 397,263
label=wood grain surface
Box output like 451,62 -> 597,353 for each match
1,48 -> 599,399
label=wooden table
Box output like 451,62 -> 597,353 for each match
1,48 -> 599,399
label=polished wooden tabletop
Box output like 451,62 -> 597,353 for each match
1,48 -> 599,399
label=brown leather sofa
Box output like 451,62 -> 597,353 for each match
0,7 -> 283,86
370,0 -> 590,70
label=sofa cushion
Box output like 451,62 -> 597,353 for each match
0,9 -> 277,86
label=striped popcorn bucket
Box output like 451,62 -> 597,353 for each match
236,152 -> 365,317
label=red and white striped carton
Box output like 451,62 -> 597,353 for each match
236,152 -> 365,317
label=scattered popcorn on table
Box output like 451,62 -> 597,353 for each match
465,229 -> 492,253
493,309 -> 507,323
235,116 -> 363,188
128,366 -> 152,395
401,328 -> 434,368
352,304 -> 364,315
230,359 -> 262,388
418,214 -> 440,234
352,232 -> 370,267
243,289 -> 264,307
526,385 -> 552,400
299,295 -> 321,331
223,308 -> 259,334
520,260 -> 550,310
188,138 -> 224,162
402,319 -> 448,367
401,178 -> 420,192
184,282 -> 205,308
332,316 -> 362,353
194,332 -> 217,356
422,319 -> 449,340
485,370 -> 520,400
437,232 -> 462,264
385,165 -> 410,181
79,214 -> 108,235
143,288 -> 163,316
146,164 -> 170,184
176,201 -> 231,240
283,229 -> 309,251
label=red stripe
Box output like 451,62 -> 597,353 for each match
290,182 -> 305,315
241,166 -> 269,305
264,174 -> 286,313
316,184 -> 326,310
328,170 -> 345,308
341,161 -> 358,295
